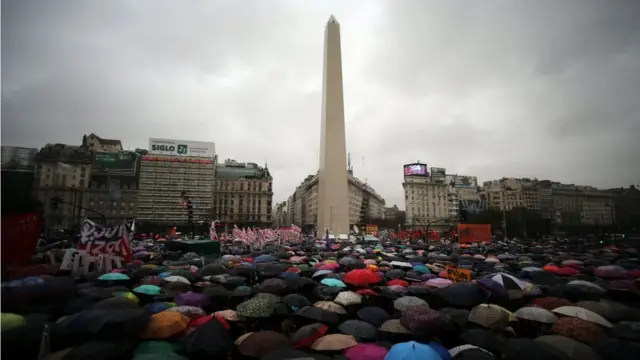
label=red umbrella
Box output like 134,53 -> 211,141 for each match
555,267 -> 579,276
387,279 -> 409,288
344,269 -> 382,287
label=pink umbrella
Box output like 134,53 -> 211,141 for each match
343,343 -> 388,360
319,263 -> 340,271
426,278 -> 453,288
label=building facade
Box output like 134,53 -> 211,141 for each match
273,201 -> 289,228
137,138 -> 216,226
482,178 -> 615,227
288,172 -> 385,232
82,133 -> 123,153
33,144 -> 93,229
212,159 -> 273,228
404,176 -> 450,229
86,150 -> 140,225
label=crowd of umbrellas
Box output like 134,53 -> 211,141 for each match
2,237 -> 640,360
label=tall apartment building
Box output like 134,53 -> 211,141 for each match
212,159 -> 273,228
404,175 -> 449,229
287,171 -> 385,232
137,138 -> 216,226
403,164 -> 478,230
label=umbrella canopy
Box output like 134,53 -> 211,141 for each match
386,341 -> 441,360
552,306 -> 613,328
311,334 -> 358,351
236,331 -> 290,358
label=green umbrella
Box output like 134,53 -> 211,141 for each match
133,285 -> 162,296
98,273 -> 131,281
1,313 -> 26,332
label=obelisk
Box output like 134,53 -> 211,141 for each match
317,15 -> 350,235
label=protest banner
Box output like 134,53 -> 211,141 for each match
446,266 -> 472,283
1,213 -> 41,268
78,218 -> 133,262
457,224 -> 491,243
59,249 -> 123,277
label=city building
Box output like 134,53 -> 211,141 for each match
317,15 -> 350,234
1,146 -> 38,215
212,159 -> 273,228
607,186 -> 640,232
403,165 -> 449,230
33,144 -> 93,229
384,205 -> 401,220
287,171 -> 385,232
551,183 -> 615,226
273,201 -> 289,228
137,138 -> 216,227
482,178 -> 614,227
403,164 -> 480,230
82,133 -> 123,153
86,150 -> 140,225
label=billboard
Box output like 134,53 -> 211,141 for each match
149,138 -> 215,157
446,174 -> 478,188
430,167 -> 446,181
92,151 -> 138,176
1,146 -> 37,172
403,163 -> 428,176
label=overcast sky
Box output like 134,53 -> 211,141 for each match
3,1 -> 640,207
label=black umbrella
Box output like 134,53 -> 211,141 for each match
357,306 -> 391,327
184,315 -> 234,358
338,320 -> 378,341
282,294 -> 311,308
295,306 -> 340,324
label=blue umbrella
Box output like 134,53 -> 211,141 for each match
385,341 -> 441,360
133,285 -> 161,296
158,272 -> 171,279
321,278 -> 346,288
98,273 -> 131,281
255,255 -> 277,263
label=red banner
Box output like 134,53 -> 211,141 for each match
1,213 -> 41,268
457,224 -> 491,243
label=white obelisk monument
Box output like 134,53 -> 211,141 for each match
317,15 -> 350,235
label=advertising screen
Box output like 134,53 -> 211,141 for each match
149,138 -> 215,157
1,146 -> 37,172
404,163 -> 428,176
93,151 -> 138,176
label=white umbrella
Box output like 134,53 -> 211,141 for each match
552,306 -> 613,328
514,306 -> 558,324
164,275 -> 191,284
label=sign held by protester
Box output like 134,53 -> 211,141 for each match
78,218 -> 133,261
446,266 -> 472,283
59,249 -> 123,276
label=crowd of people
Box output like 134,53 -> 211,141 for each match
2,234 -> 640,360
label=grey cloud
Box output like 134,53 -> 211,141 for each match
3,0 -> 639,208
